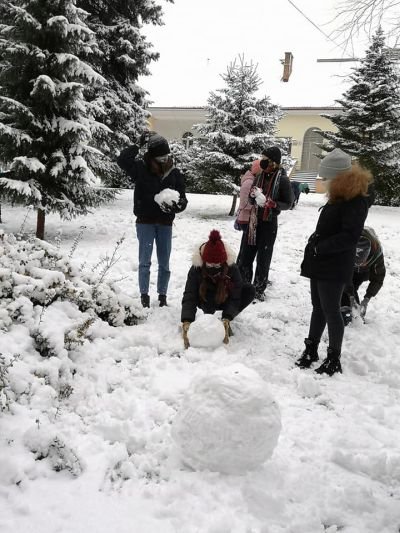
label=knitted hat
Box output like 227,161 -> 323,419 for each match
201,230 -> 227,264
262,146 -> 281,165
147,134 -> 170,158
319,148 -> 352,180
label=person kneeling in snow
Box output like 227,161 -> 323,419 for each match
340,226 -> 386,324
181,230 -> 256,349
117,132 -> 187,309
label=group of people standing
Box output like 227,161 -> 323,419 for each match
117,133 -> 385,377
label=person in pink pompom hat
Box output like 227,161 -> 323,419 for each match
180,230 -> 255,349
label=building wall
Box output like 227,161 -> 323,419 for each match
148,106 -> 340,170
277,110 -> 338,169
148,108 -> 206,140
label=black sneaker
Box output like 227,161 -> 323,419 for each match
158,294 -> 167,307
141,294 -> 150,308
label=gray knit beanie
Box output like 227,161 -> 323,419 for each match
319,148 -> 352,180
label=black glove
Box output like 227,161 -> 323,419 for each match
139,131 -> 150,147
160,201 -> 177,214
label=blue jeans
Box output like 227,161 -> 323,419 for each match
136,223 -> 172,295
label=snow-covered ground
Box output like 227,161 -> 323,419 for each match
0,191 -> 399,533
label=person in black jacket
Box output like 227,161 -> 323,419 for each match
237,146 -> 293,301
181,230 -> 255,349
341,226 -> 386,322
117,133 -> 187,308
297,148 -> 372,375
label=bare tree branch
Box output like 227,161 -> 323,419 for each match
331,0 -> 400,51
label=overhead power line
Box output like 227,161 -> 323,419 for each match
286,0 -> 352,57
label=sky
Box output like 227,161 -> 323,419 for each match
140,0 -> 371,108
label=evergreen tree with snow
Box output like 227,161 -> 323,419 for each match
0,0 -> 116,238
186,56 -> 290,195
76,0 -> 167,188
321,27 -> 400,206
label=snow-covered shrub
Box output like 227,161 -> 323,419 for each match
0,232 -> 144,368
0,233 -> 143,337
0,353 -> 20,411
23,426 -> 82,477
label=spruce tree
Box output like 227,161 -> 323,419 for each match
76,1 -> 168,187
186,56 -> 290,195
321,27 -> 400,206
0,0 -> 116,238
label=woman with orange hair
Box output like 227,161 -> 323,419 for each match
297,149 -> 372,376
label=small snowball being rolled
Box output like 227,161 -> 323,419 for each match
188,314 -> 226,349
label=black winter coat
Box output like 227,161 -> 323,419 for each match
181,264 -> 243,322
301,195 -> 369,283
117,145 -> 187,224
354,252 -> 386,298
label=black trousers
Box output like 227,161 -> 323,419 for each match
308,279 -> 345,352
238,217 -> 278,295
200,283 -> 256,317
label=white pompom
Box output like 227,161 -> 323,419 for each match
172,364 -> 281,474
188,314 -> 225,349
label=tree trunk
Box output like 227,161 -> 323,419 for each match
36,209 -> 45,240
228,193 -> 238,216
0,203 -> 2,224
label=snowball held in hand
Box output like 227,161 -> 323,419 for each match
188,314 -> 226,349
154,188 -> 180,207
172,364 -> 282,474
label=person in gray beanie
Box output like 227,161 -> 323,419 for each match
117,132 -> 188,308
318,148 -> 352,180
297,149 -> 372,376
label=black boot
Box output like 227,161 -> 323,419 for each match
315,347 -> 342,376
295,338 -> 319,368
141,294 -> 150,308
158,294 -> 167,307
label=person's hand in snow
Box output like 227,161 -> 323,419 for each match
182,321 -> 191,349
222,319 -> 231,345
359,297 -> 370,318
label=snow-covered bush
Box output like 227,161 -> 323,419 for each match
0,232 -> 143,353
0,353 -> 20,411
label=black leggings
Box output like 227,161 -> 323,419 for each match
308,279 -> 345,352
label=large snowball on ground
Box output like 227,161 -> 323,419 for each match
188,314 -> 225,349
172,364 -> 281,474
154,188 -> 180,206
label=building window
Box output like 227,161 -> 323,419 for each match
301,128 -> 323,172
182,131 -> 194,149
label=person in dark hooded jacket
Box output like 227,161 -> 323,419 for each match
341,226 -> 386,322
297,148 -> 372,376
181,230 -> 255,349
117,132 -> 187,308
